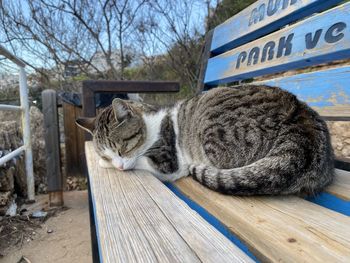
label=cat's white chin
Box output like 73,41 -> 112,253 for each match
98,158 -> 133,171
98,158 -> 114,169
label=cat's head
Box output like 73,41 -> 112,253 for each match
76,98 -> 156,170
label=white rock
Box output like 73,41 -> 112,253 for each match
5,200 -> 17,217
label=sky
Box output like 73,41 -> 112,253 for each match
0,0 -> 219,74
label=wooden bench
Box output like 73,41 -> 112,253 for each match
84,0 -> 350,262
85,142 -> 253,262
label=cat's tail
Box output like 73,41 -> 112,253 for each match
189,154 -> 334,196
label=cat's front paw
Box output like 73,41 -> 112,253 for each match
99,158 -> 114,169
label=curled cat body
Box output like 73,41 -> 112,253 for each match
77,85 -> 334,196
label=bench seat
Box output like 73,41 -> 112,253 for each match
86,142 -> 350,262
173,173 -> 350,262
85,142 -> 253,263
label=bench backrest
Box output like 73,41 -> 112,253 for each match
202,0 -> 350,122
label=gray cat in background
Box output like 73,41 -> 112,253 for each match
77,85 -> 334,196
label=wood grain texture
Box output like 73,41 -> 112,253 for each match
174,177 -> 350,263
85,142 -> 253,263
211,0 -> 343,54
326,169 -> 350,200
254,66 -> 350,116
42,90 -> 62,193
197,30 -> 214,93
63,102 -> 81,177
63,103 -> 86,177
205,2 -> 350,85
75,106 -> 87,175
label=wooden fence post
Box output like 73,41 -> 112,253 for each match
42,89 -> 64,206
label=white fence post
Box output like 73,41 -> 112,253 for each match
19,67 -> 35,201
0,45 -> 35,201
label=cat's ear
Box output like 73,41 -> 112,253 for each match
112,98 -> 134,121
76,117 -> 96,135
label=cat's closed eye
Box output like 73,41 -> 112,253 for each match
101,156 -> 111,161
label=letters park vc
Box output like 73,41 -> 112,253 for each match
236,22 -> 347,69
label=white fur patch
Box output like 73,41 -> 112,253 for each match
128,107 -> 188,181
98,158 -> 114,168
103,148 -> 118,160
141,110 -> 167,151
163,103 -> 190,181
100,148 -> 136,170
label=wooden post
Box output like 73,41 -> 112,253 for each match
42,90 -> 64,206
63,102 -> 85,177
196,29 -> 213,94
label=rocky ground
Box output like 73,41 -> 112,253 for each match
0,107 -> 47,215
0,191 -> 91,263
66,176 -> 88,191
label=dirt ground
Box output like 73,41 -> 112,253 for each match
1,191 -> 92,263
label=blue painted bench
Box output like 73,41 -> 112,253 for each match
170,0 -> 350,261
84,0 -> 350,262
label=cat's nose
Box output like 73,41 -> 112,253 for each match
112,159 -> 124,170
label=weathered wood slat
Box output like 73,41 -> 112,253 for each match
63,102 -> 86,177
205,2 -> 350,85
174,177 -> 350,263
85,142 -> 253,263
76,106 -> 87,173
254,66 -> 350,117
63,103 -> 80,177
326,169 -> 350,201
42,90 -> 63,206
42,90 -> 62,192
211,0 -> 343,54
197,30 -> 214,92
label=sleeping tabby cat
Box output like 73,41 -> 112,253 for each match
77,85 -> 334,195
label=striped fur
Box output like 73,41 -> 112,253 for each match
84,85 -> 334,196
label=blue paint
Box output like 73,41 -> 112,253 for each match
306,192 -> 350,216
165,182 -> 259,262
205,3 -> 350,85
89,180 -> 104,263
212,0 -> 343,54
257,66 -> 350,107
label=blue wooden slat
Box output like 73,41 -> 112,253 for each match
205,3 -> 350,86
212,0 -> 343,54
88,179 -> 104,263
165,183 -> 259,262
307,193 -> 350,216
255,66 -> 350,116
167,182 -> 349,262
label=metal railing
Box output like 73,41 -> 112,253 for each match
0,45 -> 34,201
